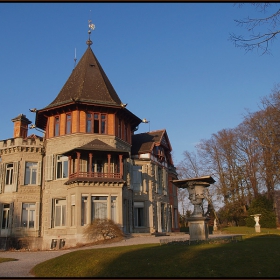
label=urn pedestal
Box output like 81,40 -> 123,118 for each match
173,176 -> 216,241
188,216 -> 210,241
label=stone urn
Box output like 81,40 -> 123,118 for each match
173,176 -> 215,241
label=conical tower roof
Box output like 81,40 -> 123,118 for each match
44,45 -> 122,109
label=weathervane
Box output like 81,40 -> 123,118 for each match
87,15 -> 95,46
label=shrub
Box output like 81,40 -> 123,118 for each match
245,195 -> 276,228
83,219 -> 124,242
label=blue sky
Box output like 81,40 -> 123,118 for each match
1,3 -> 280,165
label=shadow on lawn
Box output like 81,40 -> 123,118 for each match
88,234 -> 280,278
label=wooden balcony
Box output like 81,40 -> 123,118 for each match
69,172 -> 122,179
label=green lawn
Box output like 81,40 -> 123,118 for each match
221,226 -> 280,236
31,234 -> 280,278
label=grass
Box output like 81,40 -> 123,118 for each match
0,257 -> 17,263
221,226 -> 280,237
31,232 -> 280,278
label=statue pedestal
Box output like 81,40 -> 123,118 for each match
188,216 -> 210,241
255,225 -> 261,233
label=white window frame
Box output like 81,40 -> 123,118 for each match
1,204 -> 10,230
3,162 -> 18,192
91,196 -> 108,220
24,162 -> 41,185
21,203 -> 36,228
53,198 -> 66,227
56,155 -> 68,179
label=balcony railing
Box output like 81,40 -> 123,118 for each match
69,172 -> 122,179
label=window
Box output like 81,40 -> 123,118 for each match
56,156 -> 68,179
21,203 -> 35,228
133,166 -> 142,192
86,113 -> 93,133
81,196 -> 88,226
66,113 -> 72,134
134,202 -> 144,227
1,204 -> 10,229
54,116 -> 60,136
101,114 -> 106,134
86,112 -> 107,134
5,163 -> 13,185
94,113 -> 100,133
71,195 -> 75,226
91,196 -> 108,220
54,199 -> 66,227
111,196 -> 117,223
3,162 -> 18,192
24,162 -> 37,185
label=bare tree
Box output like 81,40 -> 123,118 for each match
230,3 -> 280,54
177,150 -> 205,179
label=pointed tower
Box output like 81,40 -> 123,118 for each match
36,22 -> 142,247
35,38 -> 141,140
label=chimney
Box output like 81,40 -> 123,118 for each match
11,114 -> 32,138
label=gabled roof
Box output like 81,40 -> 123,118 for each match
44,46 -> 122,109
131,129 -> 172,155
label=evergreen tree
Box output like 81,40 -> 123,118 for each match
246,195 -> 276,228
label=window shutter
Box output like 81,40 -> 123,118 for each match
157,202 -> 161,232
142,165 -> 148,192
71,195 -> 75,205
35,202 -> 40,231
21,161 -> 25,186
154,165 -> 158,193
15,202 -> 22,228
9,202 -> 14,233
163,204 -> 168,232
50,198 -> 54,228
37,161 -> 42,186
0,163 -> 4,194
45,155 -> 54,181
12,162 -> 19,192
163,168 -> 167,195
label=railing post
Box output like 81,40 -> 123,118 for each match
89,153 -> 93,177
76,152 -> 80,177
107,154 -> 111,177
119,154 -> 123,178
68,155 -> 72,178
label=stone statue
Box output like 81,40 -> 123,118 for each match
253,215 -> 260,226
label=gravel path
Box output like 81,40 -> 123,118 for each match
0,233 -> 232,277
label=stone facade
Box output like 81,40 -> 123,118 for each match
0,41 -> 179,250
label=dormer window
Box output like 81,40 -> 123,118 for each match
86,112 -> 107,134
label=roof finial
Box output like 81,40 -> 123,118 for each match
86,12 -> 95,46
